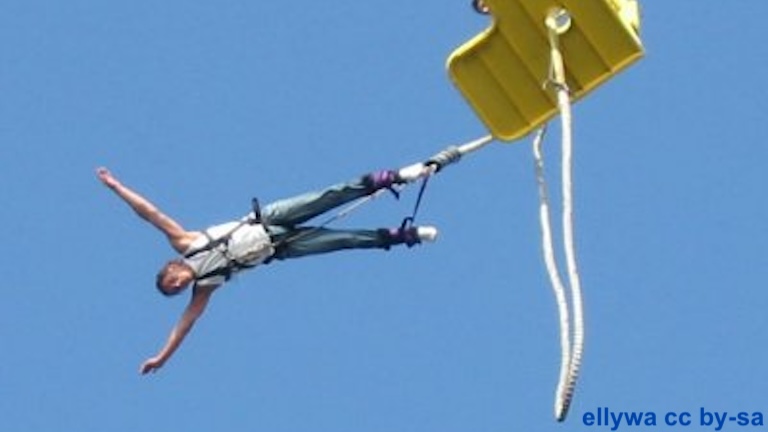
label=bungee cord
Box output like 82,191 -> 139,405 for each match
532,125 -> 573,421
539,9 -> 585,422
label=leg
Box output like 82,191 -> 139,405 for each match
261,171 -> 398,226
260,178 -> 367,227
268,225 -> 437,261
261,162 -> 435,227
269,227 -> 393,261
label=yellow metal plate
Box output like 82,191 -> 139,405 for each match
448,0 -> 644,141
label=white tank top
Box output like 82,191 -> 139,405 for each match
183,220 -> 274,286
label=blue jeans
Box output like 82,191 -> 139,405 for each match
260,174 -> 400,261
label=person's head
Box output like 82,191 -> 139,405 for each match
156,259 -> 195,296
472,0 -> 490,14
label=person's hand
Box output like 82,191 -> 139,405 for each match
96,167 -> 120,189
140,356 -> 165,375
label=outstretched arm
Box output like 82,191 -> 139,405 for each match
140,284 -> 217,374
96,167 -> 197,253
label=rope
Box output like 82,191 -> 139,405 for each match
556,54 -> 585,427
428,134 -> 494,171
532,125 -> 573,422
537,9 -> 585,422
419,118 -> 586,422
457,134 -> 495,157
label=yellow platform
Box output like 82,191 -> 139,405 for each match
448,0 -> 644,141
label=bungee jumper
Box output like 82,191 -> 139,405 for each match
96,160 -> 441,374
95,0 -> 645,422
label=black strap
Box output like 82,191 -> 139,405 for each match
185,197 -> 264,260
383,185 -> 400,200
251,198 -> 263,223
185,197 -> 272,282
196,259 -> 258,282
184,230 -> 225,259
400,175 -> 431,229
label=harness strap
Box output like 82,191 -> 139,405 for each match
400,175 -> 431,229
187,198 -> 270,281
184,230 -> 222,259
382,185 -> 401,201
196,258 -> 258,282
251,198 -> 263,223
184,197 -> 265,261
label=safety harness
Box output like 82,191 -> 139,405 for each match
184,199 -> 272,282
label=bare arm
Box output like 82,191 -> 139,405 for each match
140,284 -> 217,374
96,167 -> 197,253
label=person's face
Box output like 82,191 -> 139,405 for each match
160,265 -> 194,296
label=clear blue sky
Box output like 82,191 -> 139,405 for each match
2,2 -> 767,431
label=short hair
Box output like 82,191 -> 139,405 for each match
155,258 -> 191,297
